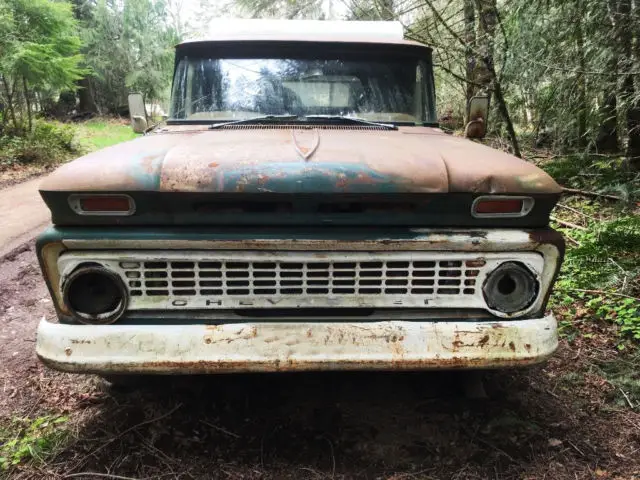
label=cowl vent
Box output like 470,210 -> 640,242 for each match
213,124 -> 390,131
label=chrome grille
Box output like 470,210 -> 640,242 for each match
121,258 -> 480,298
58,251 -> 545,312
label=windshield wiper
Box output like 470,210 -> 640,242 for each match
301,115 -> 397,130
208,114 -> 398,130
209,114 -> 299,129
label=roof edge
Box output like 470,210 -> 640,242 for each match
179,20 -> 428,49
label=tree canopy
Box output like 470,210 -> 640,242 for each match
80,0 -> 178,114
0,0 -> 85,131
1,0 -> 639,171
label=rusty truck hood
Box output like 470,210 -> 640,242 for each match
40,126 -> 560,194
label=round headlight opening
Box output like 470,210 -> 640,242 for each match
63,265 -> 127,324
497,274 -> 517,295
482,262 -> 539,315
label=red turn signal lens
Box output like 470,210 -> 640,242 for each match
472,196 -> 533,217
80,196 -> 131,212
69,195 -> 135,215
475,199 -> 523,214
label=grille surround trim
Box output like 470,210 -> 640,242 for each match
58,251 -> 544,318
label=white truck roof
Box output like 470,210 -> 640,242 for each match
180,19 -> 416,46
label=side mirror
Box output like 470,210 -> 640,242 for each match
128,93 -> 148,134
464,95 -> 489,139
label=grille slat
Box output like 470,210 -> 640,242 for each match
121,257 -> 474,298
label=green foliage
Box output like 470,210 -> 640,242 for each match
0,120 -> 77,170
0,415 -> 69,470
557,216 -> 640,292
0,0 -> 86,130
542,154 -> 640,200
81,0 -> 178,112
551,216 -> 640,338
74,118 -> 138,152
7,0 -> 85,86
234,0 -> 324,18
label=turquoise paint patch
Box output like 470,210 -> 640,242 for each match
214,162 -> 407,193
127,146 -> 170,190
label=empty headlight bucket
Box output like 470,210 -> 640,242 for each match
482,262 -> 539,314
62,264 -> 128,324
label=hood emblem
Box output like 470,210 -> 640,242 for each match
291,129 -> 320,161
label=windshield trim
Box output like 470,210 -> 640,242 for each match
169,46 -> 437,126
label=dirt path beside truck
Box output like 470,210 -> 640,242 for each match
0,177 -> 50,260
1,248 -> 639,479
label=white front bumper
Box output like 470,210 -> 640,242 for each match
36,315 -> 558,374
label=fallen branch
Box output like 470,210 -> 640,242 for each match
567,440 -> 586,457
571,288 -> 640,301
556,203 -> 598,221
619,387 -> 635,410
200,419 -> 240,438
65,404 -> 182,476
550,215 -> 588,231
65,473 -> 140,480
562,187 -> 624,202
566,236 -> 581,246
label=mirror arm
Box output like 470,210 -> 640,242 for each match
131,115 -> 148,134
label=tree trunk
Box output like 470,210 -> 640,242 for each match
378,0 -> 394,18
475,0 -> 497,102
464,0 -> 476,109
492,66 -> 521,158
475,0 -> 521,157
595,91 -> 619,153
77,77 -> 98,114
1,75 -> 18,131
574,0 -> 587,148
626,0 -> 640,167
627,104 -> 640,166
22,77 -> 32,133
595,1 -> 620,153
619,0 -> 640,169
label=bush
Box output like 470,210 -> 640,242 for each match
0,121 -> 78,170
541,154 -> 640,202
552,216 -> 640,339
562,216 -> 640,291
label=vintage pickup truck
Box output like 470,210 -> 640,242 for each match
35,20 -> 564,378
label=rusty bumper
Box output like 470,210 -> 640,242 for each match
36,315 -> 557,374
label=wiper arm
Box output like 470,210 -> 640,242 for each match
209,114 -> 299,129
302,115 -> 397,130
209,114 -> 398,130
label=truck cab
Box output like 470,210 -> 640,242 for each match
35,20 -> 563,375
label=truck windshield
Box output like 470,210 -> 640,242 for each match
170,56 -> 436,125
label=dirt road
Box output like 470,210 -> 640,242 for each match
0,177 -> 49,259
1,245 -> 639,479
